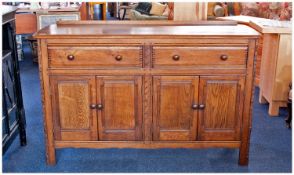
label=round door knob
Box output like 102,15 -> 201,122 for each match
199,104 -> 205,109
67,54 -> 75,61
90,104 -> 97,109
192,104 -> 198,110
220,54 -> 228,61
97,104 -> 103,110
172,55 -> 180,61
115,55 -> 123,61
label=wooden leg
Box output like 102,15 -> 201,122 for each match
269,102 -> 280,116
239,117 -> 251,166
254,77 -> 260,87
258,91 -> 267,104
238,136 -> 250,166
46,145 -> 56,165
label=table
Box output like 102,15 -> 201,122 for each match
16,7 -> 81,31
15,7 -> 81,62
251,19 -> 292,116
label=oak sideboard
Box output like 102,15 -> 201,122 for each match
34,21 -> 259,165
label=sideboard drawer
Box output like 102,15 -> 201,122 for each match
48,46 -> 143,68
152,46 -> 247,67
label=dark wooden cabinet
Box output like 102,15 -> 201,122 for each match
153,76 -> 198,141
34,21 -> 259,165
97,76 -> 143,141
2,5 -> 26,153
198,76 -> 245,141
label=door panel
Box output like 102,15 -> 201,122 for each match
198,76 -> 245,141
153,76 -> 198,141
97,76 -> 143,141
50,76 -> 97,141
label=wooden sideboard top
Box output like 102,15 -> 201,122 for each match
217,15 -> 267,24
249,20 -> 292,34
34,21 -> 259,39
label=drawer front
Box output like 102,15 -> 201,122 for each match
48,46 -> 143,68
152,46 -> 247,68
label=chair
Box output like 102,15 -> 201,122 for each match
117,2 -> 133,20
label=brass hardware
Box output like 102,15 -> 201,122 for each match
172,55 -> 180,61
199,104 -> 205,109
97,104 -> 103,110
67,54 -> 75,61
90,104 -> 97,109
220,54 -> 228,61
115,55 -> 123,61
192,104 -> 198,109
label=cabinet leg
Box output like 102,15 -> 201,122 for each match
46,146 -> 56,165
238,143 -> 249,166
258,91 -> 267,104
269,102 -> 280,116
239,125 -> 251,166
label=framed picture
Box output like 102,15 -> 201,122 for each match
36,12 -> 80,30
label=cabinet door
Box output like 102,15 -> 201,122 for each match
153,76 -> 199,141
50,76 -> 98,141
97,76 -> 143,141
198,76 -> 245,141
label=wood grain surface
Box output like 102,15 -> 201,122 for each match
48,46 -> 143,68
34,21 -> 259,38
153,76 -> 198,141
198,76 -> 245,141
50,76 -> 97,141
152,46 -> 247,68
97,76 -> 143,141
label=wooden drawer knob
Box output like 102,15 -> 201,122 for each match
97,104 -> 103,110
90,104 -> 97,109
67,54 -> 75,61
199,104 -> 205,109
115,55 -> 123,61
192,104 -> 198,110
220,54 -> 228,61
172,55 -> 180,61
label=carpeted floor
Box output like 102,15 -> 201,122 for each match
2,42 -> 292,172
